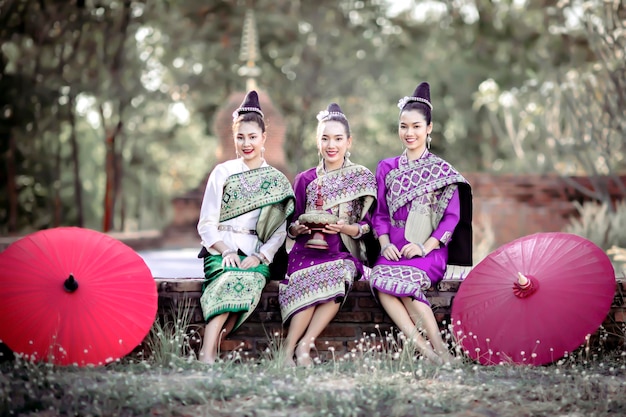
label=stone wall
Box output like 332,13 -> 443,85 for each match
156,276 -> 626,361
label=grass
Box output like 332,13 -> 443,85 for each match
1,317 -> 625,417
2,349 -> 625,416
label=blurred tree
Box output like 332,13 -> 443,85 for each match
384,0 -> 598,172
1,0 -> 622,234
0,0 -> 77,232
0,0 -> 208,233
549,0 -> 626,203
475,0 -> 625,204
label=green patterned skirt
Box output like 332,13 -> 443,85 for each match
200,254 -> 270,331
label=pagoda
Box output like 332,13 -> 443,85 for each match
166,10 -> 291,246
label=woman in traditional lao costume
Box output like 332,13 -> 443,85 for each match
196,91 -> 295,364
279,103 -> 377,366
370,82 -> 473,364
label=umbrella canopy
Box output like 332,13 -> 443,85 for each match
451,232 -> 615,366
0,227 -> 157,366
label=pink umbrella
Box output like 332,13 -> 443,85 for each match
451,232 -> 615,366
0,227 -> 157,366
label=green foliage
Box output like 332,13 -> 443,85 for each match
140,298 -> 201,367
564,200 -> 626,274
564,200 -> 626,251
473,0 -> 626,188
0,1 -> 209,233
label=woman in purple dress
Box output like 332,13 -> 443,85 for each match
370,82 -> 473,364
279,103 -> 377,366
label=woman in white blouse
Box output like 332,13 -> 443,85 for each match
196,91 -> 294,364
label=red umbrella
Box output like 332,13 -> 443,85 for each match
0,227 -> 157,366
451,232 -> 615,366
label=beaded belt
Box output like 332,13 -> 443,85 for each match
217,225 -> 257,235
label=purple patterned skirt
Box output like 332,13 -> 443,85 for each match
278,235 -> 362,322
369,230 -> 448,306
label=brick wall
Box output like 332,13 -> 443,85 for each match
465,173 -> 626,247
156,277 -> 626,361
166,173 -> 626,252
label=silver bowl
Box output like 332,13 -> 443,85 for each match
298,211 -> 339,228
298,211 -> 339,249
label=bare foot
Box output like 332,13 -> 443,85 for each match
412,340 -> 442,365
296,352 -> 313,367
295,343 -> 313,367
283,356 -> 296,367
438,351 -> 457,365
424,352 -> 445,365
198,351 -> 215,365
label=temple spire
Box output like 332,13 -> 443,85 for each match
238,10 -> 261,91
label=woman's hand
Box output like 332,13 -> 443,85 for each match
289,220 -> 310,237
240,255 -> 259,269
324,219 -> 362,237
324,219 -> 347,235
400,243 -> 425,259
381,242 -> 401,261
222,251 -> 241,268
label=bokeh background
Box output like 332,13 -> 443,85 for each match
0,0 -> 624,268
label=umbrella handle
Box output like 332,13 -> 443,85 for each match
517,272 -> 530,289
64,274 -> 79,293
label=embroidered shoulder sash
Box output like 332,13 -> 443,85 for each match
220,166 -> 295,242
306,160 -> 377,260
386,152 -> 467,226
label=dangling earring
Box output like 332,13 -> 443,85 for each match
427,134 -> 432,149
236,150 -> 240,158
261,146 -> 265,160
345,151 -> 351,159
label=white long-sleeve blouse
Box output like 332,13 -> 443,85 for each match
197,158 -> 287,262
